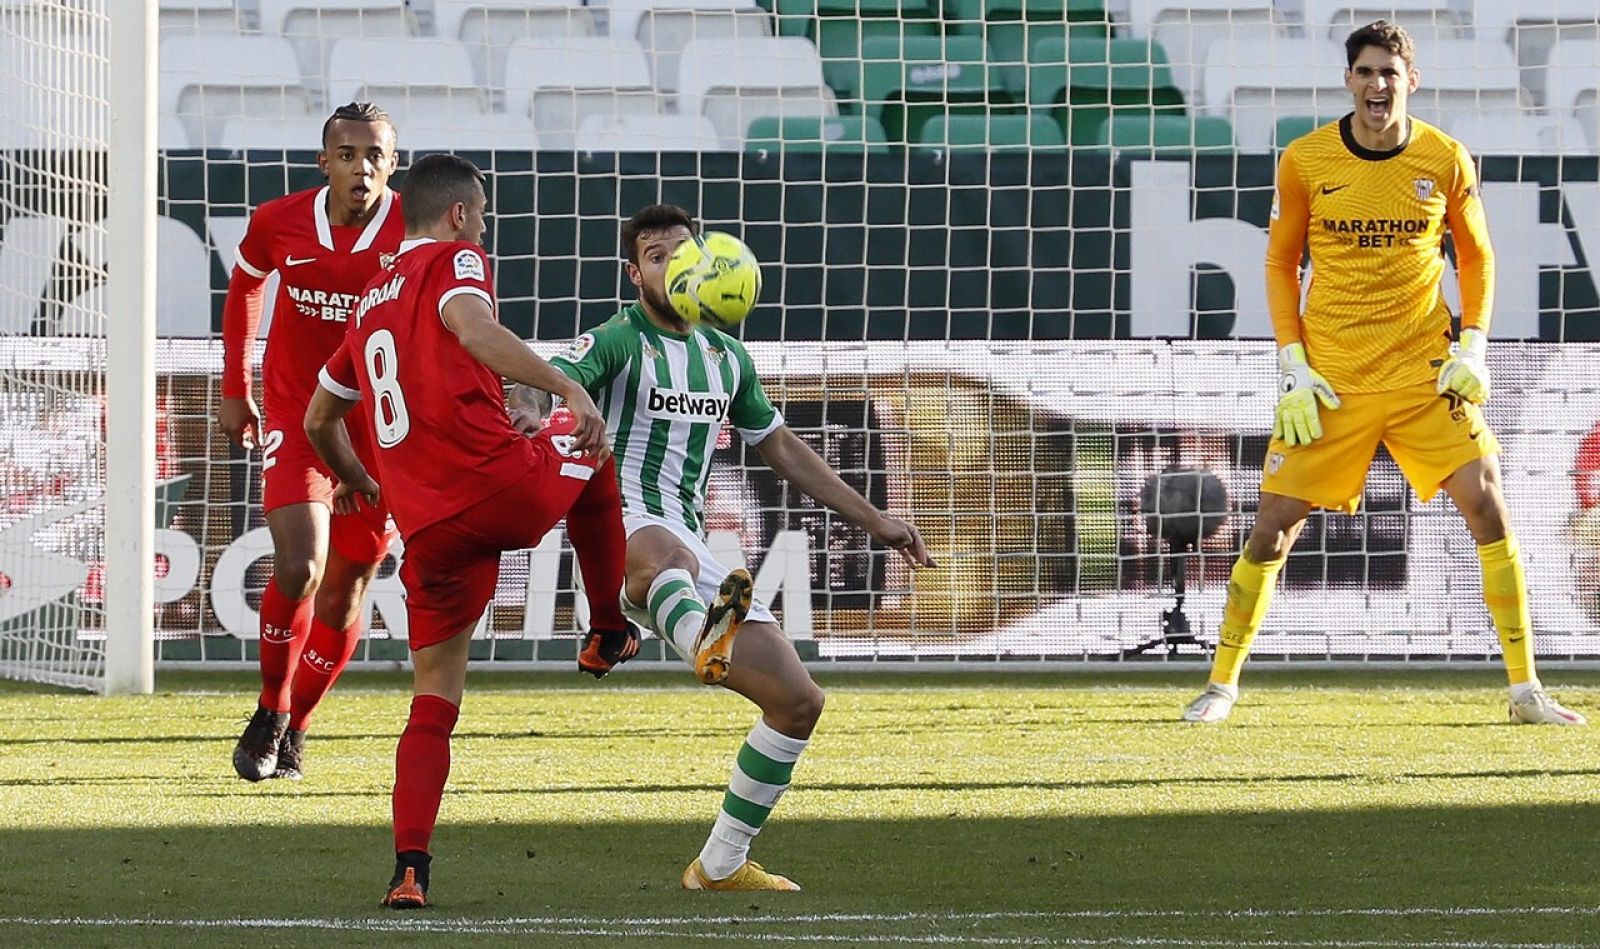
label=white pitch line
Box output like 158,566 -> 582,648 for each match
0,919 -> 1589,949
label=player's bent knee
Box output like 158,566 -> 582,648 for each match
779,684 -> 825,737
271,558 -> 323,600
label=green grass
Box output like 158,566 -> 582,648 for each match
3,668 -> 1599,947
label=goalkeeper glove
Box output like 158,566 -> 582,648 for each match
1436,326 -> 1490,405
1274,342 -> 1341,447
578,623 -> 641,679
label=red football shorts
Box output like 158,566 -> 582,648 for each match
261,395 -> 396,564
399,414 -> 618,650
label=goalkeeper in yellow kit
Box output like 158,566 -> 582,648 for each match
1182,20 -> 1585,725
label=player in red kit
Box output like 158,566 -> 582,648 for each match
220,103 -> 407,782
303,153 -> 637,909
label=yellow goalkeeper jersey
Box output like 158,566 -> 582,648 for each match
1266,115 -> 1494,394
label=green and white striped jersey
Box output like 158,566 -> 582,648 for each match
551,304 -> 783,535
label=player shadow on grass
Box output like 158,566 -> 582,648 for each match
3,804 -> 1599,947
161,766 -> 1600,799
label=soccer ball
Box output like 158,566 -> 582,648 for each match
665,231 -> 762,329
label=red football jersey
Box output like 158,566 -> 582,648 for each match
234,186 -> 405,417
321,238 -> 536,538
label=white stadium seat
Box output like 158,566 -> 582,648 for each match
434,0 -> 598,90
325,37 -> 487,118
603,0 -> 773,93
0,29 -> 107,148
1546,40 -> 1600,152
1301,0 -> 1469,51
676,36 -> 836,149
1123,1 -> 1289,107
504,39 -> 660,150
1201,37 -> 1350,150
214,116 -> 329,151
1444,113 -> 1590,156
573,113 -> 726,152
1474,1 -> 1600,108
1405,38 -> 1528,127
257,0 -> 417,99
159,34 -> 313,149
158,0 -> 247,34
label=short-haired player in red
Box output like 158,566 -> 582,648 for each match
303,153 -> 638,910
220,102 -> 406,782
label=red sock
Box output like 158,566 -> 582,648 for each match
257,579 -> 313,712
567,459 -> 629,630
393,693 -> 460,855
287,617 -> 363,731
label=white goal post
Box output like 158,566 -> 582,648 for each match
0,0 -> 156,694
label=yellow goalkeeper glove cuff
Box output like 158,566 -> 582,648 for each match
1274,342 -> 1341,447
1436,327 -> 1490,404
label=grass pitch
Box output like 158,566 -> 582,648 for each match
2,667 -> 1599,948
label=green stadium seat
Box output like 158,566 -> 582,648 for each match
915,112 -> 1066,150
1087,114 -> 1233,152
775,0 -> 941,96
1274,114 -> 1340,148
1025,35 -> 1185,146
943,0 -> 1106,33
860,34 -> 1013,144
745,114 -> 892,152
958,0 -> 1110,91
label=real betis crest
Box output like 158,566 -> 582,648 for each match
1413,178 -> 1435,202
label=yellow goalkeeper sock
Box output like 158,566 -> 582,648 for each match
1478,536 -> 1535,686
1208,552 -> 1287,687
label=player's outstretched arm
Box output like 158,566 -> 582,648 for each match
442,295 -> 610,461
303,385 -> 379,514
754,426 -> 937,568
218,265 -> 268,449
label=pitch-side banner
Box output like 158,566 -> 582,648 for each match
2,339 -> 1597,660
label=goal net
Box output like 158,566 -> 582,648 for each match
5,1 -> 1600,688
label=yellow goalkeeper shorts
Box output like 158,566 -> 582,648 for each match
1260,380 -> 1500,513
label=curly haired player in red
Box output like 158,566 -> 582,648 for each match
219,102 -> 407,782
304,152 -> 637,909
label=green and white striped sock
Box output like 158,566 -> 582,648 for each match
698,719 -> 808,880
648,568 -> 706,658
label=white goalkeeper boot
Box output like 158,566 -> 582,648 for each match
1509,687 -> 1587,726
1181,683 -> 1238,723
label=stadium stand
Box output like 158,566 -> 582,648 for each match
1545,40 -> 1600,152
159,33 -> 313,148
504,38 -> 661,150
677,35 -> 837,148
576,111 -> 725,150
859,34 -> 1008,146
1088,112 -> 1234,151
434,0 -> 600,93
1123,0 -> 1288,108
258,0 -> 418,103
606,0 -> 774,93
1202,37 -> 1349,150
1028,35 -> 1183,146
158,0 -> 252,34
744,113 -> 892,152
916,112 -> 1067,150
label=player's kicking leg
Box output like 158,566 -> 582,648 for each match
683,620 -> 821,892
626,526 -> 754,686
1181,493 -> 1309,723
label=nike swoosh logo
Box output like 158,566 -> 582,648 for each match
1321,185 -> 1348,195
285,255 -> 317,267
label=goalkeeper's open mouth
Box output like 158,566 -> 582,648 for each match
1364,96 -> 1392,123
